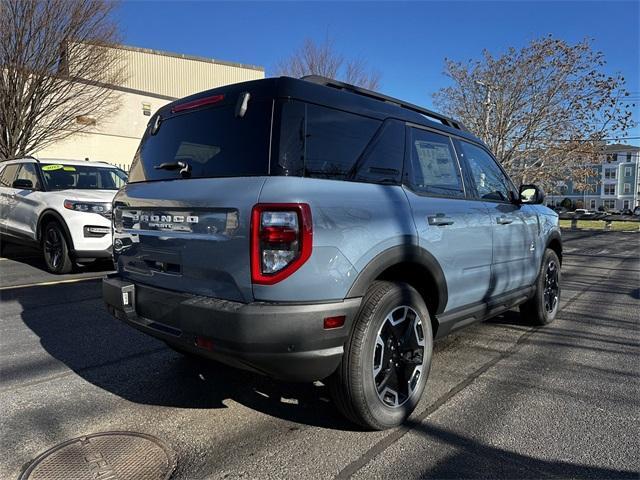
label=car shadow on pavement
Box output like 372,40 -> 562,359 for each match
13,282 -> 546,433
13,282 -> 358,431
409,422 -> 638,479
1,242 -> 112,274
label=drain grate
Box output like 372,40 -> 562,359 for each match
19,431 -> 176,480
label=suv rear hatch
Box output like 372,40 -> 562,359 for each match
113,84 -> 274,303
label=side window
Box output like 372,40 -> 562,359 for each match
0,164 -> 19,187
353,120 -> 404,184
406,128 -> 464,197
455,140 -> 514,202
16,163 -> 41,189
275,100 -> 381,180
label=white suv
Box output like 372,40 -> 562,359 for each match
0,158 -> 127,273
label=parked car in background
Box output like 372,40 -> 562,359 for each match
574,208 -> 592,216
619,208 -> 633,216
634,206 -> 640,216
0,158 -> 127,273
103,76 -> 562,430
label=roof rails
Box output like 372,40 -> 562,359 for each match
301,75 -> 467,131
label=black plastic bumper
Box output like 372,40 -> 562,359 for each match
73,247 -> 113,260
103,275 -> 361,381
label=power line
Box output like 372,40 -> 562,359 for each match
551,136 -> 640,142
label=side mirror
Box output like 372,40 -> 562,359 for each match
12,178 -> 34,190
519,184 -> 545,204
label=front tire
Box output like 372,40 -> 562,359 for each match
520,249 -> 561,325
42,221 -> 73,274
329,281 -> 433,430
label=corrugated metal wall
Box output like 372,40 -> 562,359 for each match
114,46 -> 264,99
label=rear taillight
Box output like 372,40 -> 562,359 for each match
251,203 -> 312,285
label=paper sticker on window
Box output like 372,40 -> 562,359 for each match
42,164 -> 63,171
63,166 -> 76,171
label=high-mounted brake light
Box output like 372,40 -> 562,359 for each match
251,203 -> 312,285
171,94 -> 224,113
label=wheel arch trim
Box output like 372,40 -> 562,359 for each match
37,209 -> 75,250
346,245 -> 448,315
545,230 -> 562,264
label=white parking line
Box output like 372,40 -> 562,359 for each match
0,275 -> 105,291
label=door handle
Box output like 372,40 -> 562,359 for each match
427,214 -> 455,226
496,216 -> 513,225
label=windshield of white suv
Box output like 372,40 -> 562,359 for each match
40,164 -> 128,190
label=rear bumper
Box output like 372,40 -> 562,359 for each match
103,275 -> 361,381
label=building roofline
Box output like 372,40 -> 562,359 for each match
112,44 -> 265,72
602,143 -> 640,152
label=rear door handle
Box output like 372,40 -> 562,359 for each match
496,216 -> 513,225
427,214 -> 455,226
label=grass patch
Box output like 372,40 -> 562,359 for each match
559,219 -> 639,231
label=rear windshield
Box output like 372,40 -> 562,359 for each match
41,164 -> 127,190
128,101 -> 272,183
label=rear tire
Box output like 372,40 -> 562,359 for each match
520,248 -> 561,325
0,237 -> 9,256
42,221 -> 73,274
329,281 -> 433,430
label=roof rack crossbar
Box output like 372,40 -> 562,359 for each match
301,75 -> 466,131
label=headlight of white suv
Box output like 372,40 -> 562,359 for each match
64,200 -> 112,218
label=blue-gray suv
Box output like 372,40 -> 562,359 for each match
103,76 -> 562,430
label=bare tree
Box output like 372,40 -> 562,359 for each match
0,0 -> 125,160
275,36 -> 381,91
433,36 -> 635,190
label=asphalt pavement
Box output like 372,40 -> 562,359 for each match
0,231 -> 638,479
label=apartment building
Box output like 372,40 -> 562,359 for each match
549,144 -> 640,211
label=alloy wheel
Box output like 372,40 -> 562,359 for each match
372,306 -> 426,408
44,226 -> 63,270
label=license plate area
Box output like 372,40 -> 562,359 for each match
121,284 -> 136,314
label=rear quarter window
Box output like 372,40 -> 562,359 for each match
275,100 -> 382,181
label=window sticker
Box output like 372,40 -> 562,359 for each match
42,164 -> 63,171
63,166 -> 77,171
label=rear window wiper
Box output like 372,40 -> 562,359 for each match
154,161 -> 191,177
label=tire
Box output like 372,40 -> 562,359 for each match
520,248 -> 561,325
0,237 -> 10,256
42,220 -> 73,274
328,281 -> 433,430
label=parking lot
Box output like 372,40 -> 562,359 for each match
1,230 -> 638,479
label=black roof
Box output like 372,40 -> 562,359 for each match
159,76 -> 484,146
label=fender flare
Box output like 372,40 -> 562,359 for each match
37,209 -> 75,250
545,229 -> 563,263
346,244 -> 448,315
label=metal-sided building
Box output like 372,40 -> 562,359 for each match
35,45 -> 264,169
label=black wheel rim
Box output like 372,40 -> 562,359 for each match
543,260 -> 559,314
44,227 -> 63,270
372,306 -> 425,408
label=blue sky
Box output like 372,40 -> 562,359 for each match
117,1 -> 639,143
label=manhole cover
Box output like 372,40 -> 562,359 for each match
19,431 -> 176,480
